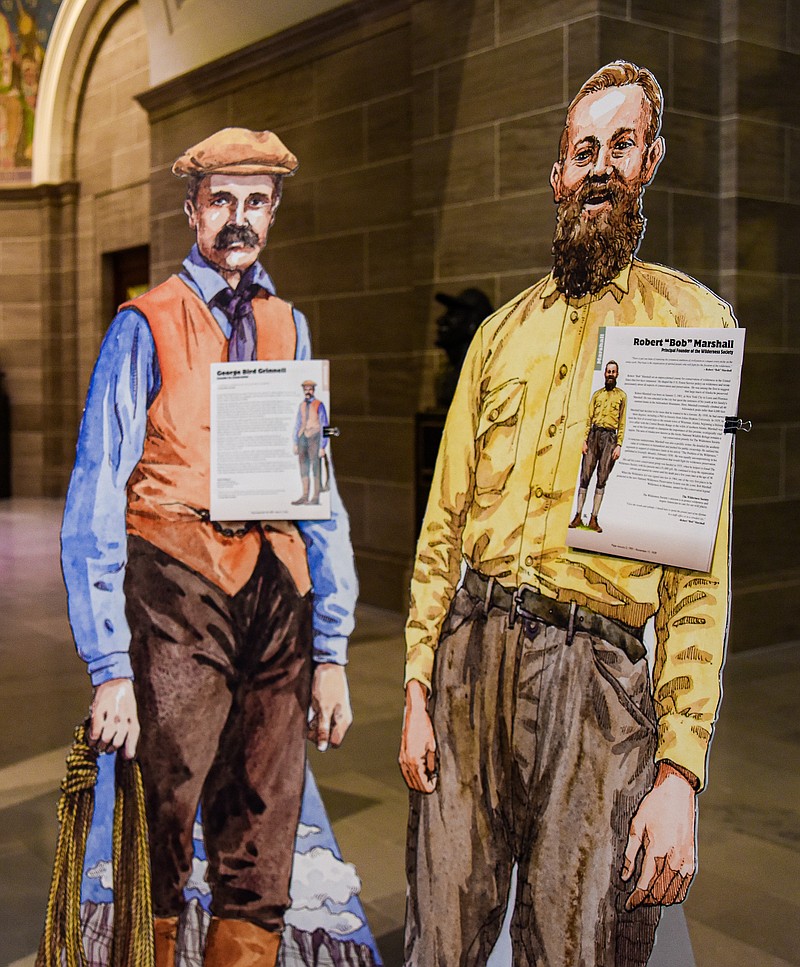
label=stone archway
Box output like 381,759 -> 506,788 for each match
31,0 -> 347,185
32,0 -> 134,183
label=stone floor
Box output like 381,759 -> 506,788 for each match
0,498 -> 798,967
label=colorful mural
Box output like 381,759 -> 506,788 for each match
0,0 -> 61,177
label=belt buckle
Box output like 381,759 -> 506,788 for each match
566,600 -> 577,645
509,582 -> 539,629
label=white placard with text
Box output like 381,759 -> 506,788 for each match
567,327 -> 746,571
210,359 -> 331,521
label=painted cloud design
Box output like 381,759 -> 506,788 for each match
86,860 -> 113,891
286,846 -> 363,934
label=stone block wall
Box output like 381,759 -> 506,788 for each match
719,1 -> 800,650
73,2 -> 151,406
0,183 -> 77,497
2,0 -> 795,647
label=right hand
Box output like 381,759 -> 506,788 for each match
89,678 -> 140,759
399,680 -> 437,793
582,440 -> 589,454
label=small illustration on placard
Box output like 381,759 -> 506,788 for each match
569,358 -> 627,534
292,378 -> 330,507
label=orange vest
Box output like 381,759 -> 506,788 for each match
298,397 -> 323,437
125,275 -> 311,596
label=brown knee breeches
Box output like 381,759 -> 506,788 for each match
126,535 -> 313,931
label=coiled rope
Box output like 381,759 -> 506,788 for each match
36,722 -> 155,967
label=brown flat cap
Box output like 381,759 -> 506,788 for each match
172,128 -> 298,177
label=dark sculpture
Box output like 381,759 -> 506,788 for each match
434,288 -> 493,409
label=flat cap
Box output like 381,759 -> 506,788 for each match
172,128 -> 298,177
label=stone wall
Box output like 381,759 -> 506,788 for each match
0,183 -> 77,496
4,0 -> 796,648
719,1 -> 800,649
73,2 -> 151,405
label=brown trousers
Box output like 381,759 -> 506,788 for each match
405,586 -> 660,966
579,424 -> 618,491
126,535 -> 313,931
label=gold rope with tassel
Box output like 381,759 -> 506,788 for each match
36,722 -> 155,967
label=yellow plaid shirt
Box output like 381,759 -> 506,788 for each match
587,386 -> 627,443
406,259 -> 736,788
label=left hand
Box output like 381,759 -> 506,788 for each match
621,762 -> 698,909
308,663 -> 352,751
612,444 -> 622,461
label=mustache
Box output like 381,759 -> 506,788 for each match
572,172 -> 624,208
213,223 -> 260,250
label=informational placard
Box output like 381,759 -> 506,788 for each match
567,326 -> 746,571
211,359 -> 331,521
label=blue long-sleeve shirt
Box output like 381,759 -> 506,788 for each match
61,245 -> 357,686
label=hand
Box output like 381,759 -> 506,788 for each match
582,440 -> 588,454
621,762 -> 698,909
308,663 -> 352,751
318,448 -> 325,459
399,680 -> 437,793
612,444 -> 622,461
293,444 -> 299,455
89,678 -> 140,759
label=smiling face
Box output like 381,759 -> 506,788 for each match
604,362 -> 619,389
185,173 -> 279,284
549,83 -> 665,297
551,84 -> 663,214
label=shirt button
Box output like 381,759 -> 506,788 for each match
534,486 -> 544,498
570,310 -> 579,322
559,364 -> 568,378
525,555 -> 534,567
548,424 -> 557,437
488,408 -> 499,421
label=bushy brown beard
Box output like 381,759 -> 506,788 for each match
551,173 -> 646,298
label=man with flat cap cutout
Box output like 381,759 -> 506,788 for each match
292,379 -> 329,506
61,128 -> 357,967
401,63 -> 735,966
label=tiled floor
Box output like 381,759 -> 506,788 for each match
1,498 -> 798,967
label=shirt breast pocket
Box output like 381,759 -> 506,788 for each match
474,379 -> 527,504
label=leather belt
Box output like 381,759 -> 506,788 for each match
463,567 -> 646,663
194,508 -> 259,538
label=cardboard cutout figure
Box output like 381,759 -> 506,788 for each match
59,128 -> 379,966
400,62 -> 735,966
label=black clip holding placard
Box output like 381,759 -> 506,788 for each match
323,427 -> 340,438
724,417 -> 752,434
